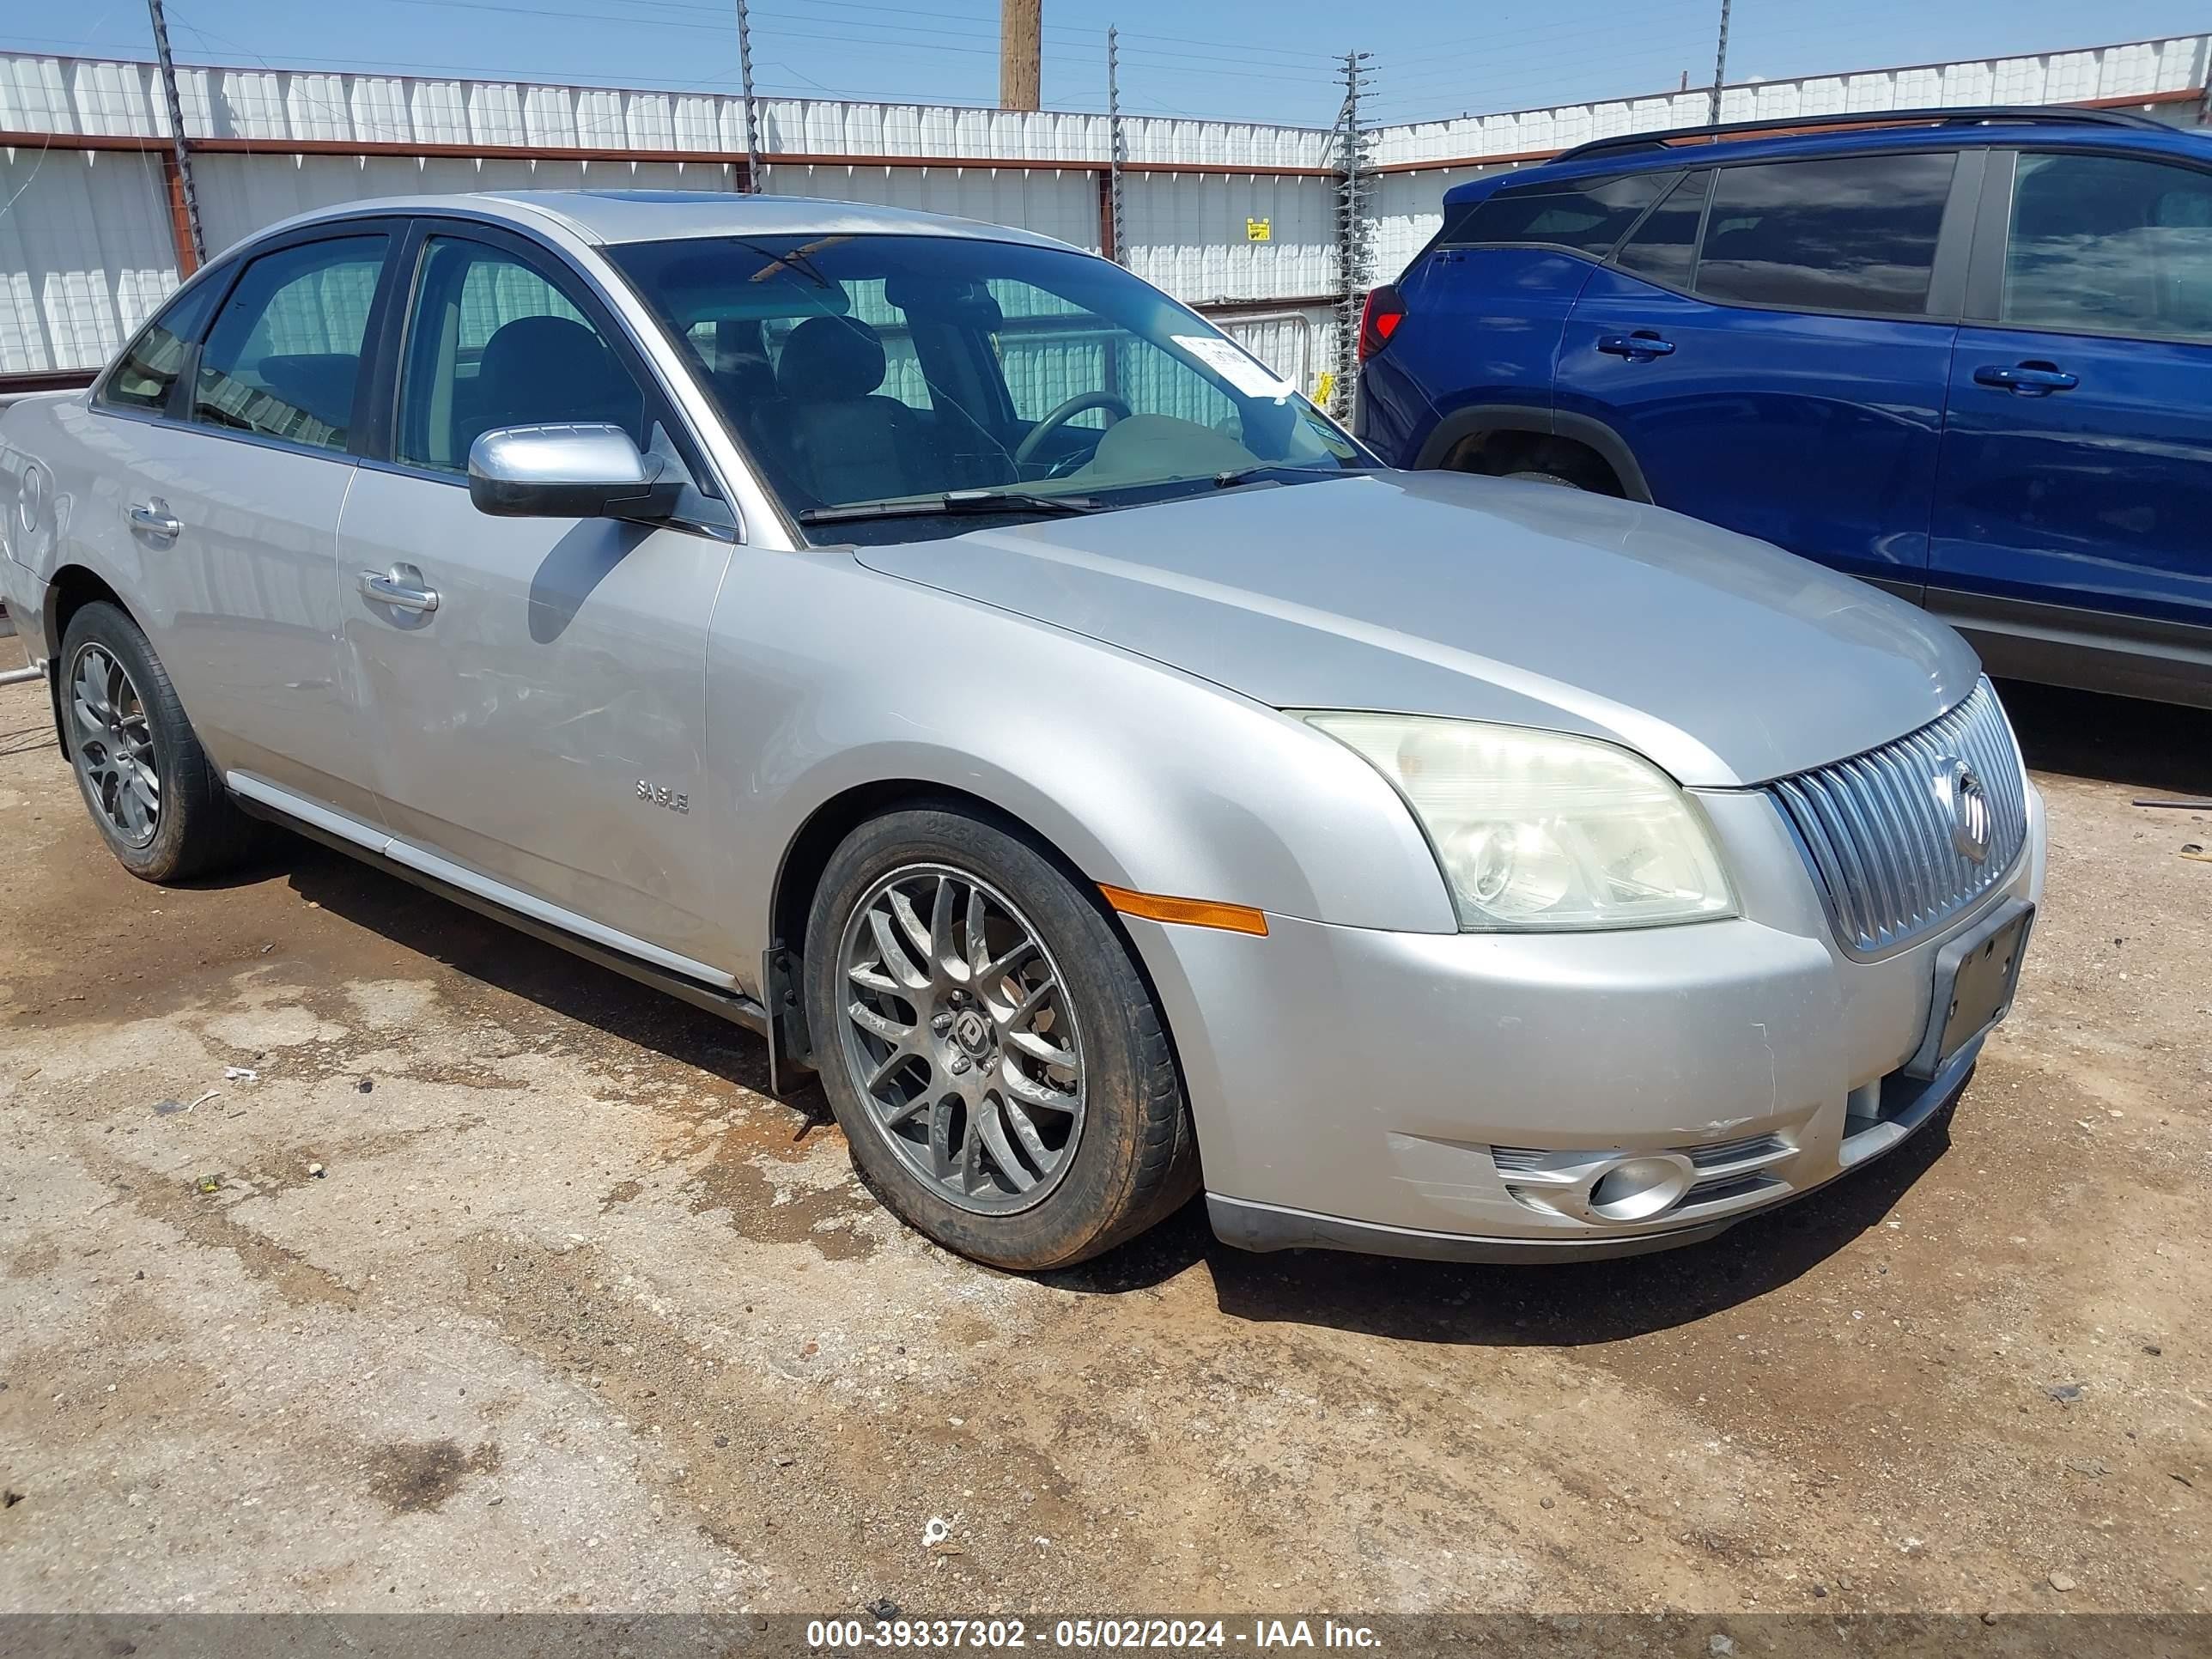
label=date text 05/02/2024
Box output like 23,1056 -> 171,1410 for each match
806,1618 -> 1382,1650
805,1627 -> 1371,1654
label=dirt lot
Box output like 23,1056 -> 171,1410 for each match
0,661 -> 2207,1620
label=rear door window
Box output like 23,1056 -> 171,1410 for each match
2002,152 -> 2212,342
1694,153 -> 1956,316
1613,169 -> 1712,289
191,235 -> 389,451
1442,172 -> 1674,258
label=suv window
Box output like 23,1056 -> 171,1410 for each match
1442,173 -> 1673,258
192,235 -> 388,451
1613,169 -> 1712,289
2003,152 -> 2212,342
1696,153 -> 1955,316
397,236 -> 648,473
98,280 -> 220,415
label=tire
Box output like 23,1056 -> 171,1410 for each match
804,806 -> 1199,1270
1502,469 -> 1583,489
58,600 -> 259,883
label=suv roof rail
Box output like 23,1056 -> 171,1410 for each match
1553,104 -> 2179,165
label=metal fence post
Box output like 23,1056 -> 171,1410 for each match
735,0 -> 763,191
1709,0 -> 1733,125
146,0 -> 204,265
1330,50 -> 1373,421
1107,25 -> 1127,266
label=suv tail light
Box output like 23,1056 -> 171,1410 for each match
1358,284 -> 1406,362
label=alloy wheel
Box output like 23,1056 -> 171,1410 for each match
836,862 -> 1086,1214
68,642 -> 161,849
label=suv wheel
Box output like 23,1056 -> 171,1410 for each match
1503,469 -> 1583,489
804,807 -> 1199,1269
60,601 -> 258,882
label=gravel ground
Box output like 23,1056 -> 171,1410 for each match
0,668 -> 2206,1619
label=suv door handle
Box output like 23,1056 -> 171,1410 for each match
126,499 -> 182,540
358,567 -> 441,614
1974,363 -> 2078,395
1598,332 -> 1676,360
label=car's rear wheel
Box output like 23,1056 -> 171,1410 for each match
804,806 -> 1199,1269
59,601 -> 258,883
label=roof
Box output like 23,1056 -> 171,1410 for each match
1442,110 -> 2212,203
236,189 -> 1078,253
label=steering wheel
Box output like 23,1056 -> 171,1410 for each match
1012,392 -> 1132,470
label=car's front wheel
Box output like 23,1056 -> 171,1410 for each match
59,601 -> 258,883
804,807 -> 1199,1269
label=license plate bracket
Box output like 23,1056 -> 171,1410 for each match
1901,897 -> 2035,1080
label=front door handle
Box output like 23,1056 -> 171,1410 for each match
358,567 -> 441,614
127,499 -> 182,540
1598,332 -> 1676,360
1974,362 -> 2078,395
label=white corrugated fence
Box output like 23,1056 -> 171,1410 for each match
3,33 -> 2208,392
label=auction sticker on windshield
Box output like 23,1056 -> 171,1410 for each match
1170,334 -> 1296,401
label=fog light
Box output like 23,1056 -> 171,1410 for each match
1587,1156 -> 1692,1222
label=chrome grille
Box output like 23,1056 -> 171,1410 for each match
1769,678 -> 2028,957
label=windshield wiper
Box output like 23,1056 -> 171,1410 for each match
1211,464 -> 1373,489
797,489 -> 1103,525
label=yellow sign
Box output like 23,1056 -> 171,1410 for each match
1246,217 -> 1272,242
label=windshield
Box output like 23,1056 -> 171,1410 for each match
607,232 -> 1366,538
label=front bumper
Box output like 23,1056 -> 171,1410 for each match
1132,779 -> 2046,1261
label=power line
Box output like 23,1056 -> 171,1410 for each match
332,0 -> 1345,86
1372,24 -> 1711,92
1109,28 -> 1334,60
1382,1 -> 1711,58
1368,45 -> 1732,109
348,0 -> 1000,54
421,0 -> 1347,64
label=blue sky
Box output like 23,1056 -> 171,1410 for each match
7,0 -> 2209,128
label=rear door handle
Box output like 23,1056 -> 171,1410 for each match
1973,363 -> 2077,394
1598,332 -> 1675,360
358,567 -> 441,614
127,499 -> 182,540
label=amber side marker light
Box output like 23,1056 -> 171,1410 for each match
1098,884 -> 1270,936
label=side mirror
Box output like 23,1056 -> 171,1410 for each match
467,423 -> 683,520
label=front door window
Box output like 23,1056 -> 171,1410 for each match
396,237 -> 649,474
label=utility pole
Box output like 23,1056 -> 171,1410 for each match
735,0 -> 763,191
1001,0 -> 1042,111
1106,25 -> 1126,265
1330,49 -> 1373,421
1708,0 -> 1732,125
146,0 -> 204,266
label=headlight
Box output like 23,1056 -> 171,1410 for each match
1297,713 -> 1736,932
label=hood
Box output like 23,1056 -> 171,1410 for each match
853,471 -> 1981,787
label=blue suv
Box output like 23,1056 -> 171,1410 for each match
1356,106 -> 2212,708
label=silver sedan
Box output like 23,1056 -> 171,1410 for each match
0,191 -> 2044,1269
